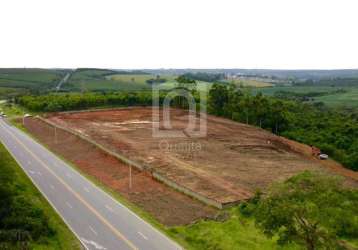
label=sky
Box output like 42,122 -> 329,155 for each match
0,0 -> 357,69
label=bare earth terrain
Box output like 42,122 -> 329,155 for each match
23,117 -> 217,226
41,107 -> 358,208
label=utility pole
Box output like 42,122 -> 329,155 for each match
54,126 -> 57,144
129,165 -> 132,190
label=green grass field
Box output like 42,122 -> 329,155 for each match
0,69 -> 64,91
65,71 -> 213,92
0,142 -> 81,249
0,87 -> 28,99
253,86 -> 358,108
65,71 -> 153,91
314,88 -> 358,108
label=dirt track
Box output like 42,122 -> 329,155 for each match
44,107 -> 358,206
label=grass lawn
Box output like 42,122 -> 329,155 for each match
0,142 -> 81,250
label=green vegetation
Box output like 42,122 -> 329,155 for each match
226,78 -> 274,88
0,87 -> 29,99
179,72 -> 225,82
249,171 -> 358,250
109,74 -> 159,84
254,86 -> 358,108
0,143 -> 80,249
169,208 -> 299,250
63,69 -> 179,92
69,68 -> 117,80
0,68 -> 65,92
63,69 -> 144,91
314,88 -> 358,108
297,77 -> 358,87
16,92 -> 153,112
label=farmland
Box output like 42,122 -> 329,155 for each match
42,107 -> 358,208
254,85 -> 358,108
0,68 -> 65,91
226,78 -> 274,88
314,87 -> 358,108
63,69 -> 182,91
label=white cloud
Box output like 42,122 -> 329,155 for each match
0,0 -> 357,69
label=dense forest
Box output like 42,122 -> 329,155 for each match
16,84 -> 358,171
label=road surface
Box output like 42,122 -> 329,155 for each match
56,72 -> 71,91
0,118 -> 182,250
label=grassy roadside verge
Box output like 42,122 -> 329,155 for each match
0,142 -> 81,249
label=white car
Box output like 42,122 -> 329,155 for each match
319,154 -> 329,160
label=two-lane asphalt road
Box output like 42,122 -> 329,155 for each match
0,118 -> 182,250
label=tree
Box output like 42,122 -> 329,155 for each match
252,93 -> 268,127
240,94 -> 253,125
208,83 -> 229,116
254,171 -> 358,250
269,99 -> 288,134
227,83 -> 244,120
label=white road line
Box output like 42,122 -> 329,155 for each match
138,232 -> 148,240
105,205 -> 114,212
81,238 -> 106,250
89,226 -> 98,236
29,170 -> 36,175
37,172 -> 42,176
66,201 -> 73,209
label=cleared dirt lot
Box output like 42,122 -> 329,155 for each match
23,117 -> 217,226
43,107 -> 358,207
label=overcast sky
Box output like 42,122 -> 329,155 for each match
0,0 -> 357,69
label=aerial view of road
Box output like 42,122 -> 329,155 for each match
0,118 -> 181,250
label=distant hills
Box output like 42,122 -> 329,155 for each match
142,69 -> 358,80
